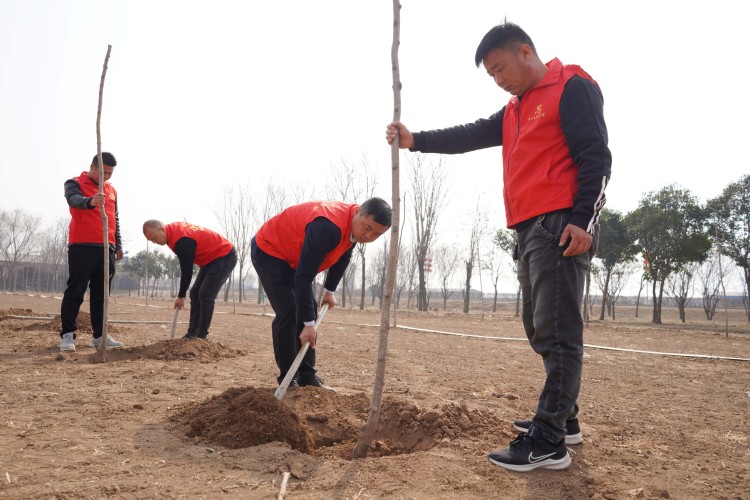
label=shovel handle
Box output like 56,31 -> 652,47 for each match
170,308 -> 179,339
274,303 -> 329,400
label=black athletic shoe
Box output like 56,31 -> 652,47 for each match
513,418 -> 583,445
276,375 -> 299,388
182,331 -> 208,340
488,428 -> 571,472
298,375 -> 337,393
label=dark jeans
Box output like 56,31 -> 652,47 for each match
516,211 -> 598,444
250,237 -> 317,383
187,248 -> 237,337
61,245 -> 115,339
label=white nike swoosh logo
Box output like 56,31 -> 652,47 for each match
528,452 -> 556,463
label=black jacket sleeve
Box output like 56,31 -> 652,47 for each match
559,75 -> 612,232
294,217 -> 349,323
64,179 -> 93,209
411,109 -> 505,154
173,237 -> 197,298
323,244 -> 354,292
114,197 -> 122,251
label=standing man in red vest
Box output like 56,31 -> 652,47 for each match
386,22 -> 611,472
60,152 -> 124,352
142,220 -> 237,340
251,198 -> 391,392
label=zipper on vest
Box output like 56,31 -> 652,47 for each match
505,101 -> 524,226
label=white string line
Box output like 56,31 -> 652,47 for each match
7,311 -> 750,362
341,322 -> 750,363
5,315 -> 188,325
223,313 -> 750,362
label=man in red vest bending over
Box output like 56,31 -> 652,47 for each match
60,152 -> 125,352
142,221 -> 237,340
252,198 -> 391,392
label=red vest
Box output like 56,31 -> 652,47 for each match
255,201 -> 357,271
501,58 -> 599,228
165,222 -> 233,267
68,171 -> 117,245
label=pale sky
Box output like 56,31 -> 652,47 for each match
1,0 -> 748,293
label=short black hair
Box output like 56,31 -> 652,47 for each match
92,152 -> 117,168
475,22 -> 536,67
360,197 -> 392,227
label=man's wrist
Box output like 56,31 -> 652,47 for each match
303,320 -> 315,327
324,289 -> 335,295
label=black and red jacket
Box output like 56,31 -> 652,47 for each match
166,222 -> 233,267
254,201 -> 357,322
166,222 -> 234,298
411,58 -> 611,233
64,171 -> 121,250
255,201 -> 358,271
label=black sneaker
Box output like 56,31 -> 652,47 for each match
513,418 -> 583,445
488,428 -> 571,472
182,331 -> 208,340
298,375 -> 337,393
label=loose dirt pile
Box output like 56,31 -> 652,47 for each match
0,307 -> 35,318
49,310 -> 124,334
89,338 -> 245,363
170,385 -> 505,459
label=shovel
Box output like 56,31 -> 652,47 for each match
274,303 -> 329,400
170,308 -> 180,339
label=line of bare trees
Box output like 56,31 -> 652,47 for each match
0,210 -> 69,293
2,166 -> 748,325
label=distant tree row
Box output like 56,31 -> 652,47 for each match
586,176 -> 749,324
0,211 -> 68,292
1,164 -> 747,325
490,177 -> 750,325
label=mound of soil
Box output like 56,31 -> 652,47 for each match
85,339 -> 245,363
23,322 -> 52,331
50,310 -> 123,334
0,307 -> 35,318
171,386 -> 504,459
0,307 -> 123,334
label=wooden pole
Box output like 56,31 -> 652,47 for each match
353,0 -> 402,459
95,45 -> 112,362
392,193 -> 406,327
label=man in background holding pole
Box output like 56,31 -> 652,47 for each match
59,152 -> 124,352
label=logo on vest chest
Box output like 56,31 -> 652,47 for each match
528,104 -> 546,121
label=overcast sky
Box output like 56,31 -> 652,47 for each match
1,0 -> 748,293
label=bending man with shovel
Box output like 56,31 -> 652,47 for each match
143,220 -> 237,340
251,198 -> 391,392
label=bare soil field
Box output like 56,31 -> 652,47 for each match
0,292 -> 748,499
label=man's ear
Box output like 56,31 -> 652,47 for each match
518,43 -> 532,61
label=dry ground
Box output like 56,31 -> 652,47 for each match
0,292 -> 748,499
